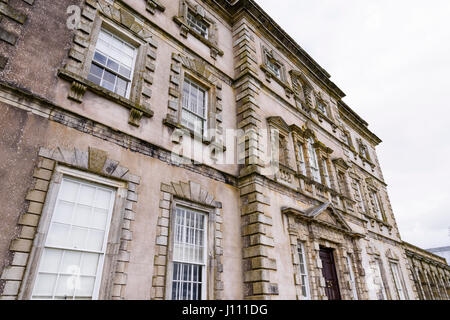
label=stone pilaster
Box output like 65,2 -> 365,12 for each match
233,18 -> 279,299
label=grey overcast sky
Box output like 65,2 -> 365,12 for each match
256,0 -> 450,249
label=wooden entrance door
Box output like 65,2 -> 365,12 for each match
319,247 -> 341,300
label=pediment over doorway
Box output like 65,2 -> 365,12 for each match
282,202 -> 359,236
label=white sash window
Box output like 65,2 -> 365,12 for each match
317,101 -> 328,117
297,242 -> 311,300
187,11 -> 209,39
297,143 -> 306,175
182,79 -> 208,136
374,259 -> 388,300
88,29 -> 137,99
371,191 -> 383,220
390,262 -> 407,300
171,207 -> 207,300
31,177 -> 115,300
322,159 -> 331,188
307,138 -> 320,183
346,255 -> 358,300
355,181 -> 366,212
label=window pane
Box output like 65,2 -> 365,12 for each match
34,274 -> 57,297
59,180 -> 79,202
87,73 -> 102,86
103,70 -> 116,85
115,77 -> 128,97
76,276 -> 96,297
106,58 -> 120,73
89,63 -> 104,78
172,263 -> 203,301
70,226 -> 88,249
86,230 -> 105,252
81,253 -> 100,276
55,275 -> 76,297
93,52 -> 107,66
60,251 -> 82,274
102,78 -> 115,92
92,208 -> 108,230
47,223 -> 71,248
73,205 -> 92,228
95,188 -> 112,209
118,65 -> 132,79
39,249 -> 63,274
53,201 -> 74,224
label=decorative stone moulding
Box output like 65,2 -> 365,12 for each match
173,0 -> 224,60
60,0 -> 159,127
146,0 -> 165,15
59,69 -> 154,124
150,181 -> 224,300
165,52 -> 224,149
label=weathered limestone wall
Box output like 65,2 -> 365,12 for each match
0,99 -> 243,299
0,0 -> 82,100
0,102 -> 48,282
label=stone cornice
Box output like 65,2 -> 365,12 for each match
204,0 -> 346,100
338,100 -> 382,146
403,241 -> 449,269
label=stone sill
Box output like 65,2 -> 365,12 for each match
163,116 -> 226,151
58,69 -> 154,121
316,110 -> 337,128
359,154 -> 376,168
362,213 -> 391,228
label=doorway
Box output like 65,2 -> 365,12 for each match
319,247 -> 341,300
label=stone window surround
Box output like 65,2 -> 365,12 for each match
361,178 -> 393,233
345,253 -> 359,300
356,138 -> 374,165
267,117 -> 292,168
0,146 -> 140,300
367,187 -> 387,223
164,52 -> 224,150
386,258 -> 409,300
151,181 -> 224,300
366,246 -> 393,300
165,198 -> 215,300
59,0 -> 159,128
290,125 -> 333,185
260,44 -> 294,98
291,238 -> 314,300
289,70 -> 314,114
342,129 -> 356,151
332,158 -> 360,212
319,155 -> 333,189
173,0 -> 224,60
312,92 -> 338,133
348,173 -> 368,215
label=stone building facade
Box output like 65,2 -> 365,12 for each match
0,0 -> 448,300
